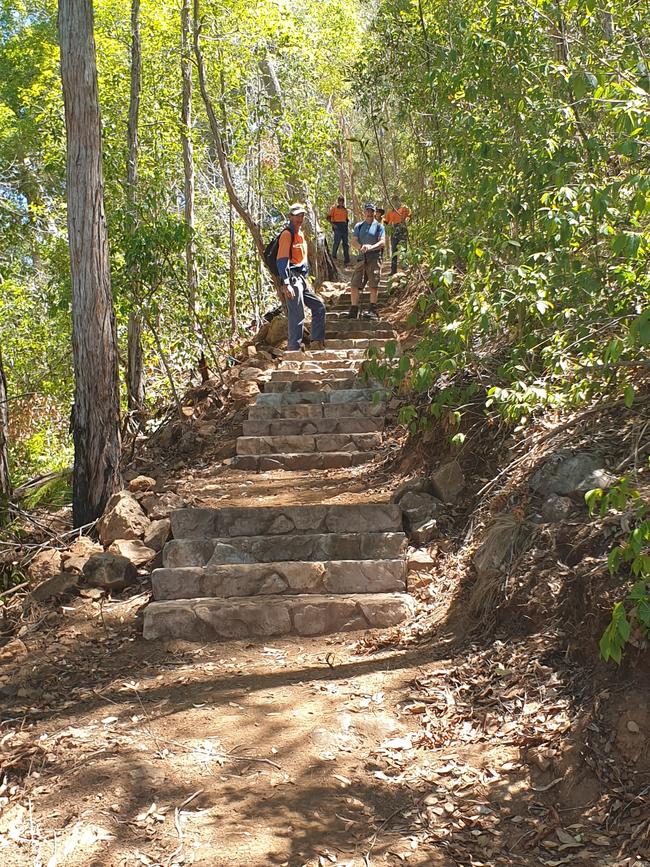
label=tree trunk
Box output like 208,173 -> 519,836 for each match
193,0 -> 266,259
58,0 -> 122,527
228,204 -> 238,331
181,0 -> 199,315
258,54 -> 339,286
126,0 -> 145,413
0,343 -> 11,514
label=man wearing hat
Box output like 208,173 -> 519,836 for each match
349,203 -> 386,320
276,203 -> 326,351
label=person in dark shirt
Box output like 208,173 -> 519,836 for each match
348,203 -> 386,321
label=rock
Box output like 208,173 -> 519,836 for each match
157,423 -> 179,448
246,345 -> 257,358
237,367 -> 261,381
409,519 -> 439,546
473,521 -> 522,579
140,492 -> 186,520
430,460 -> 465,504
391,476 -> 434,503
27,549 -> 63,583
230,379 -> 260,401
97,491 -> 151,546
541,495 -> 575,523
128,475 -> 156,493
144,518 -> 171,552
530,450 -> 616,499
83,552 -> 137,592
208,543 -> 255,565
265,315 -> 287,347
195,422 -> 217,438
109,539 -> 156,566
61,537 -> 103,573
399,491 -> 443,529
407,548 -> 435,570
31,572 -> 79,602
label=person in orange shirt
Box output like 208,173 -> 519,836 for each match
276,203 -> 326,351
326,195 -> 351,265
384,202 -> 412,275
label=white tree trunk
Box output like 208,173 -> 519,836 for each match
58,0 -> 122,526
181,0 -> 199,315
126,0 -> 145,412
0,343 -> 11,510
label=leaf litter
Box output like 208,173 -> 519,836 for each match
1,582 -> 649,865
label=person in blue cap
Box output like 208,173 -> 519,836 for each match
348,202 -> 386,320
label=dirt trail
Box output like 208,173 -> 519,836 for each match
1,275 -> 648,867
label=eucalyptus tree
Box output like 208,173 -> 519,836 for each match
0,344 -> 10,512
58,0 -> 121,525
126,0 -> 145,415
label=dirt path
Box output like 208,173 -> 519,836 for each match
1,276 -> 647,866
2,564 -> 634,867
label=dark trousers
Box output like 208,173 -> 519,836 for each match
332,223 -> 350,264
390,225 -> 408,275
286,272 -> 326,351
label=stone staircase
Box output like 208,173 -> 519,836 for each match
143,278 -> 415,642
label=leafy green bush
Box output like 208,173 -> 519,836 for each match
586,466 -> 650,663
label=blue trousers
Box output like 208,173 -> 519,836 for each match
286,272 -> 326,351
332,223 -> 350,263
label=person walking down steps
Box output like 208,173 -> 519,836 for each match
277,203 -> 327,351
348,202 -> 386,321
327,195 -> 351,265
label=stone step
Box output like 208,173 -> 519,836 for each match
164,531 -> 407,568
278,359 -> 361,372
326,329 -> 395,341
143,592 -> 416,641
329,302 -> 391,312
247,400 -> 386,421
264,378 -> 364,394
333,291 -> 390,301
254,388 -> 388,409
269,369 -> 362,382
283,349 -> 369,361
170,503 -> 404,539
315,339 -> 396,352
230,450 -> 375,472
326,319 -> 393,332
327,311 -> 392,320
236,432 -> 382,456
242,416 -> 384,436
152,559 -> 407,600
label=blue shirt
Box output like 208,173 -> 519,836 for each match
353,219 -> 385,260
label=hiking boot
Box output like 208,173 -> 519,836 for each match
363,305 -> 379,321
311,340 -> 326,350
347,305 -> 359,319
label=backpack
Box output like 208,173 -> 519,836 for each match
263,223 -> 295,277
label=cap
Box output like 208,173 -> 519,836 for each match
288,203 -> 306,216
364,202 -> 376,211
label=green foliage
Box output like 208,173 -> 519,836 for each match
587,464 -> 650,663
20,470 -> 72,511
357,0 -> 650,432
1,0 -> 363,478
